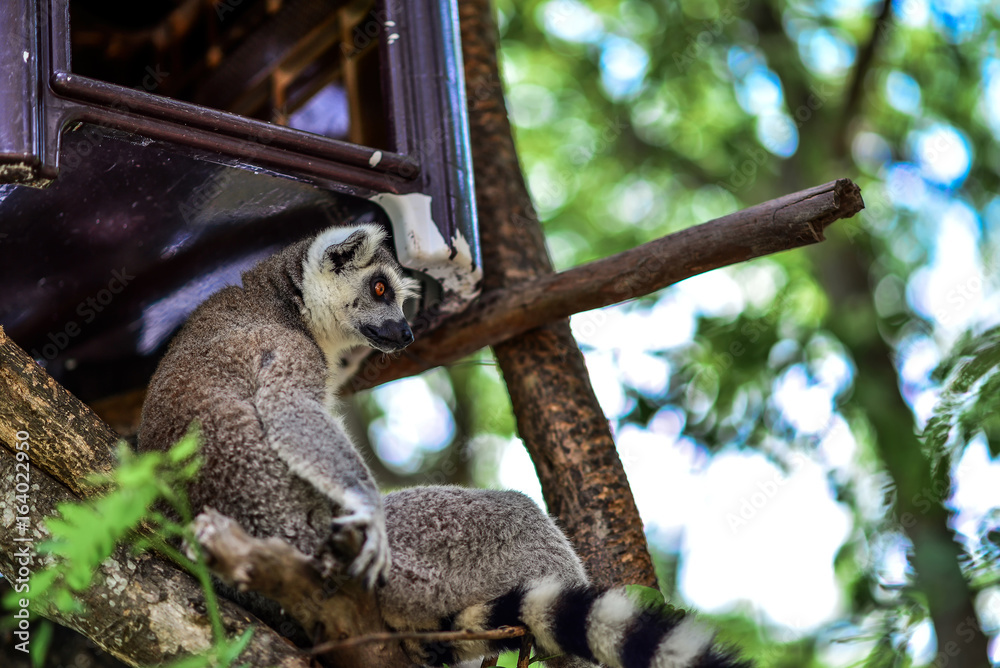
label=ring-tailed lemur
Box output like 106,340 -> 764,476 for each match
377,486 -> 751,668
138,223 -> 420,591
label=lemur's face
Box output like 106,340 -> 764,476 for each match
302,224 -> 421,354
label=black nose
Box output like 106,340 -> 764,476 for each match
361,320 -> 414,351
389,320 -> 414,346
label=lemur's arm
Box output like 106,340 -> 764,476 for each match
252,330 -> 389,588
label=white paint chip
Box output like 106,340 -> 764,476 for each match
23,51 -> 29,62
369,192 -> 481,301
369,150 -> 383,167
387,33 -> 400,44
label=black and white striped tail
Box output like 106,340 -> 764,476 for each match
438,578 -> 752,668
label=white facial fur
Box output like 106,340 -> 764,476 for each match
300,224 -> 420,396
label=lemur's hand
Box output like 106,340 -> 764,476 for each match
329,502 -> 391,589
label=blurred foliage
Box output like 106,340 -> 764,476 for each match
358,0 -> 1000,665
2,429 -> 253,668
926,325 -> 1000,463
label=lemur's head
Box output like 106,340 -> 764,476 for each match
301,224 -> 421,356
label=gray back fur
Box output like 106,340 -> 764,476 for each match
139,224 -> 418,589
379,486 -> 587,628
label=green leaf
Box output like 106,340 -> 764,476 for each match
624,584 -> 671,614
30,620 -> 53,668
169,425 -> 202,463
924,327 -> 1000,467
217,627 -> 255,664
10,429 -> 205,616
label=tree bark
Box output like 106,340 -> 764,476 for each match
456,0 -> 656,588
354,179 -> 863,389
0,327 -> 308,667
0,329 -> 119,496
856,348 -> 990,667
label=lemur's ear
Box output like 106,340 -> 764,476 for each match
323,227 -> 382,273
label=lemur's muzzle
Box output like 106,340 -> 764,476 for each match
361,320 -> 414,352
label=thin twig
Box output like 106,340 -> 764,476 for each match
309,625 -> 528,656
517,634 -> 533,668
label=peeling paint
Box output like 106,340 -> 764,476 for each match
368,150 -> 382,168
387,33 -> 400,44
369,192 -> 481,301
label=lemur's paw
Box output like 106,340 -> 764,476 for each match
329,506 -> 391,589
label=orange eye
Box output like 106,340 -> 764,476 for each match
374,280 -> 386,297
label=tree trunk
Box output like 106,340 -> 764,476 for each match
820,244 -> 991,667
458,0 -> 656,588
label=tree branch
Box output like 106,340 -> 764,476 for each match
825,246 -> 992,666
836,0 -> 892,157
0,327 -> 308,667
353,178 -> 864,390
0,329 -> 119,496
192,508 -> 410,667
0,450 -> 308,667
309,627 -> 527,655
86,179 -> 865,437
193,509 -> 540,666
